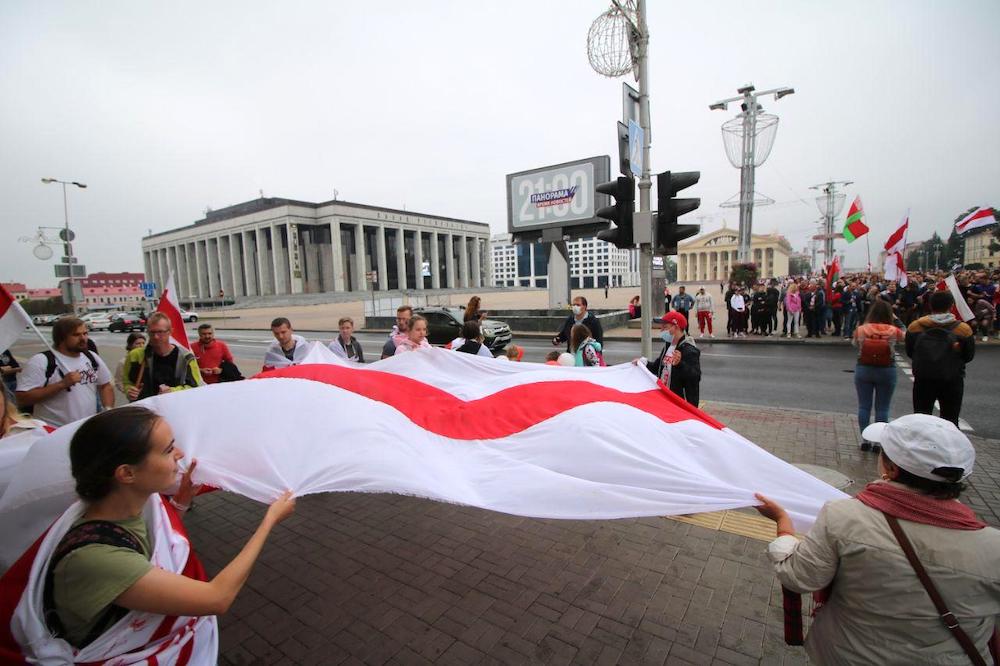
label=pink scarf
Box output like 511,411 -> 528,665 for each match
856,481 -> 987,530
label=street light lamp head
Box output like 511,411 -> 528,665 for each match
708,102 -> 727,111
774,87 -> 795,100
71,182 -> 87,188
41,178 -> 56,184
737,84 -> 755,95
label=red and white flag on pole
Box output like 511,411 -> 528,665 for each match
156,271 -> 190,350
937,274 -> 976,322
0,285 -> 33,353
883,211 -> 909,287
955,206 -> 996,235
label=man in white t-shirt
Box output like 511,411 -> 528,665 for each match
16,317 -> 113,427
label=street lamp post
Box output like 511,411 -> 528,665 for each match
710,85 -> 794,264
41,178 -> 87,313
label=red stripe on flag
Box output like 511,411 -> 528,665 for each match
0,528 -> 51,664
253,364 -> 725,438
0,284 -> 17,318
156,288 -> 190,350
956,207 -> 994,232
884,219 -> 908,251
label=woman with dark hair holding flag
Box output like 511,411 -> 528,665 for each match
0,407 -> 295,663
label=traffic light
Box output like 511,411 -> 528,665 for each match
655,171 -> 700,255
595,176 -> 635,249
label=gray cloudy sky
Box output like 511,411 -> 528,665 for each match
3,0 -> 998,287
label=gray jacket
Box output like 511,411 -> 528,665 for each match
768,485 -> 1000,665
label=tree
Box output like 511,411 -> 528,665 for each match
664,258 -> 677,282
788,256 -> 810,276
944,227 -> 965,268
729,262 -> 758,286
20,297 -> 69,316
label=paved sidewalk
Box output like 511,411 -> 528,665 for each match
184,403 -> 1000,665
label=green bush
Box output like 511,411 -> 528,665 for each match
729,262 -> 758,286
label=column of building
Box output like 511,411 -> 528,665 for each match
395,227 -> 407,290
413,231 -> 424,290
429,232 -> 440,289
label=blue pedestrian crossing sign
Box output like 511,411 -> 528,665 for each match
140,281 -> 156,298
628,120 -> 644,178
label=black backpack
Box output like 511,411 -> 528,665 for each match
43,349 -> 99,387
20,350 -> 100,416
911,323 -> 962,382
43,520 -> 145,647
456,340 -> 484,356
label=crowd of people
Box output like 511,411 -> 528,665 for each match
716,267 -> 999,341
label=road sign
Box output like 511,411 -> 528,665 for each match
60,281 -> 83,305
58,228 -> 76,242
60,256 -> 79,264
622,83 -> 640,127
55,264 -> 86,278
627,120 -> 644,178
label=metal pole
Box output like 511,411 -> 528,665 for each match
636,0 -> 653,360
60,182 -> 78,314
742,96 -> 759,265
737,96 -> 752,264
823,188 -> 830,263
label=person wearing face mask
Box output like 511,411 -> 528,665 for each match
641,312 -> 701,406
551,296 -> 603,353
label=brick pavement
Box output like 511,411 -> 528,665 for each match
184,402 -> 1000,665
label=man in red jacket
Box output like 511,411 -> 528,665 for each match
191,324 -> 234,384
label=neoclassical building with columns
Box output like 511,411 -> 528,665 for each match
676,226 -> 793,282
141,197 -> 491,301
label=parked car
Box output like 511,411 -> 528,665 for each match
86,314 -> 114,331
413,306 -> 511,353
32,314 -> 58,326
109,314 -> 147,333
180,309 -> 199,322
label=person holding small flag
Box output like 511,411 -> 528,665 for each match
16,317 -> 114,427
123,313 -> 203,402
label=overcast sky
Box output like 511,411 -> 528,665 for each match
3,0 -> 998,287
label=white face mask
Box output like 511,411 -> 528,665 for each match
572,305 -> 582,316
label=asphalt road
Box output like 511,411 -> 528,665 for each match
8,326 -> 999,439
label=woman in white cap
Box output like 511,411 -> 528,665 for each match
753,414 -> 999,665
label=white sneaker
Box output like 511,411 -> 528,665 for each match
709,334 -> 715,338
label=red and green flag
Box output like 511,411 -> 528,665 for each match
843,196 -> 869,243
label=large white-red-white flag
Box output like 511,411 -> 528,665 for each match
0,285 -> 32,354
883,211 -> 909,287
0,346 -> 848,571
156,271 -> 190,349
955,206 -> 996,235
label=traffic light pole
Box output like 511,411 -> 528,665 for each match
634,0 -> 653,360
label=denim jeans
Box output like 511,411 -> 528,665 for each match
843,310 -> 858,339
855,364 -> 898,431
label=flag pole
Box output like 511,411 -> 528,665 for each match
865,234 -> 871,274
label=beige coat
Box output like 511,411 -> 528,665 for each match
769,485 -> 1000,665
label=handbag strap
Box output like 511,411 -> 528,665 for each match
883,513 -> 988,666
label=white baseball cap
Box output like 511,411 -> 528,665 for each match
862,414 -> 975,482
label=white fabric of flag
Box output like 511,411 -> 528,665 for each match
883,211 -> 909,287
0,285 -> 33,354
0,345 -> 847,569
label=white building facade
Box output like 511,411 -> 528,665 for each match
141,198 -> 492,301
491,234 -> 640,289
